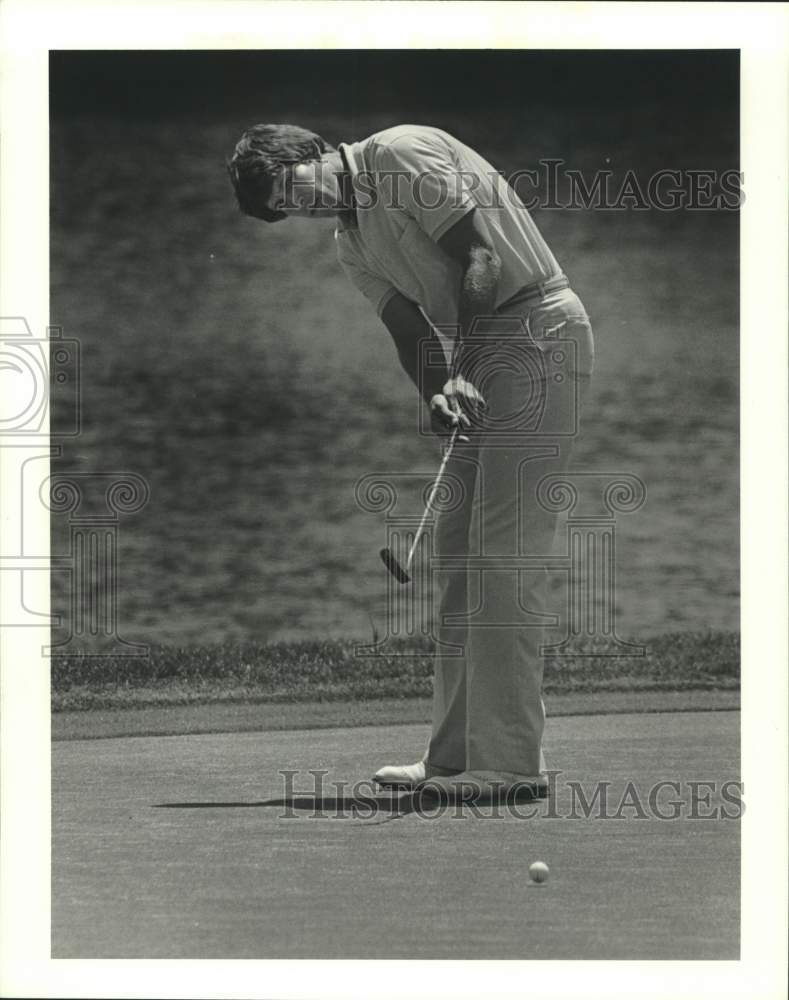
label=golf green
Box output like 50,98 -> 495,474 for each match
52,710 -> 739,959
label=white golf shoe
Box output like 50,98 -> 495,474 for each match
373,759 -> 461,790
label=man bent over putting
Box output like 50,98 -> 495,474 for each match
227,123 -> 594,803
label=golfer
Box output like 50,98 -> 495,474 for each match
227,124 -> 594,803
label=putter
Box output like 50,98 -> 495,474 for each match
380,424 -> 460,584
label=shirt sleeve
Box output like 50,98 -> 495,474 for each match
335,235 -> 398,318
371,132 -> 477,242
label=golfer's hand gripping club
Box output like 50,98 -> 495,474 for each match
429,375 -> 487,442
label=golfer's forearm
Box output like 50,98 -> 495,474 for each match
394,334 -> 447,404
382,295 -> 448,404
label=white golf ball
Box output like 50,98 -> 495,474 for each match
529,861 -> 549,884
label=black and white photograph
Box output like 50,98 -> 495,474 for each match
0,2 -> 786,998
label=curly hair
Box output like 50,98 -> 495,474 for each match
226,123 -> 334,222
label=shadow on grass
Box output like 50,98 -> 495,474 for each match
153,793 -> 421,820
153,781 -> 548,820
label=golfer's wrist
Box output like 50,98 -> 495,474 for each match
451,340 -> 473,381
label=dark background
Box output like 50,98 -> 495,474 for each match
50,50 -> 739,647
51,49 -> 737,117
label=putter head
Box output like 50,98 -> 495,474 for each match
379,547 -> 411,584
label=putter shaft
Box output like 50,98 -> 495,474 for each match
380,425 -> 459,584
404,425 -> 459,569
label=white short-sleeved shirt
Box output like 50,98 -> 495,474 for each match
335,125 -> 562,334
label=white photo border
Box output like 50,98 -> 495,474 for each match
1,2 -> 787,997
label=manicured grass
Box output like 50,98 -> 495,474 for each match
52,630 -> 739,712
53,689 -> 740,741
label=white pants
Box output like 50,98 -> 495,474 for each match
427,287 -> 594,777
